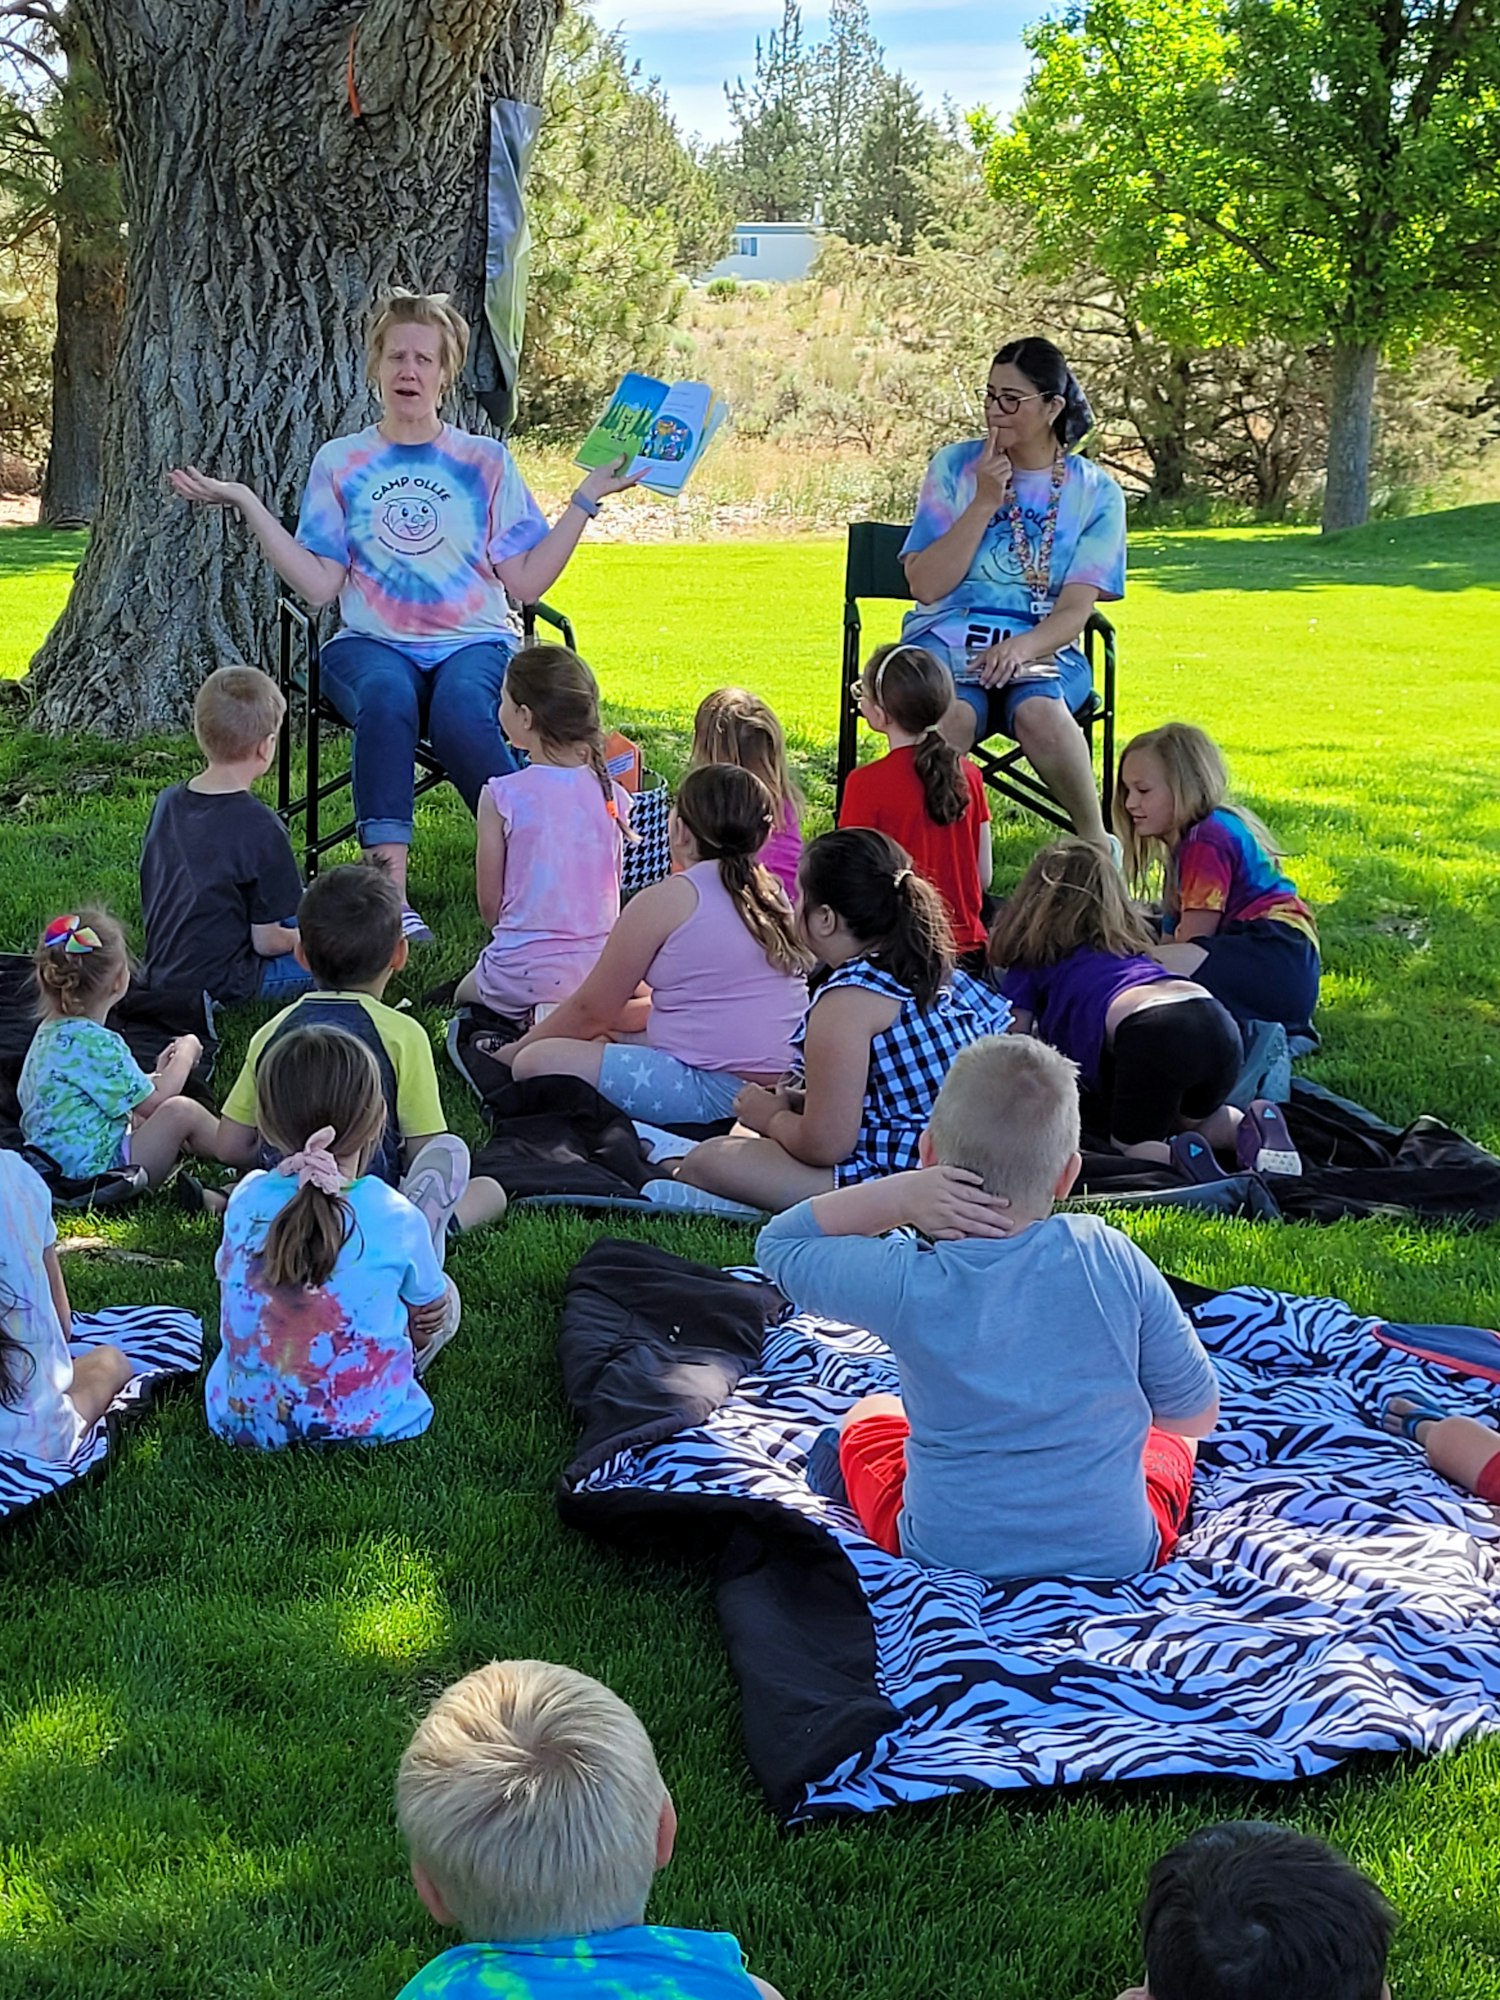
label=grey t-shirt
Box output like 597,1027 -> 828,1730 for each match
756,1206 -> 1219,1584
140,784 -> 303,1004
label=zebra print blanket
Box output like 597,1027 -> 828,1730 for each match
566,1285 -> 1500,1822
0,1306 -> 203,1523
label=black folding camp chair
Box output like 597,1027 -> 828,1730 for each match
834,521 -> 1117,830
275,596 -> 576,879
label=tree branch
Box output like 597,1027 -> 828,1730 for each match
0,29 -> 62,85
1403,0 -> 1480,135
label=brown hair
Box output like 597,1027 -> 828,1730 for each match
672,765 -> 808,978
860,644 -> 969,825
1113,722 -> 1282,906
365,290 -> 469,398
193,665 -> 286,764
690,687 -> 802,819
296,861 -> 403,989
254,1027 -> 389,1290
799,828 -> 954,1010
988,839 -> 1155,971
32,908 -> 130,1020
503,644 -> 615,811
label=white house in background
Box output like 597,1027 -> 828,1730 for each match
704,220 -> 823,285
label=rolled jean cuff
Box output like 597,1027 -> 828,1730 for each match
357,816 -> 413,849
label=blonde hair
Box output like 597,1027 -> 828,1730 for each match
1114,723 -> 1281,904
690,687 -> 802,819
859,644 -> 969,825
254,1027 -> 388,1290
988,839 -> 1155,971
674,765 -> 809,978
396,1660 -> 666,1943
365,290 -> 469,398
927,1034 -> 1080,1211
33,908 -> 130,1019
194,665 -> 286,764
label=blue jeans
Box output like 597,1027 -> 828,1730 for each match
319,634 -> 518,847
951,644 -> 1094,743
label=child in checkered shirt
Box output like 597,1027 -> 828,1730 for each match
675,827 -> 1011,1213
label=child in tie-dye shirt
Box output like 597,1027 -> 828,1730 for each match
207,1024 -> 461,1451
454,645 -> 632,1024
394,1660 -> 784,2000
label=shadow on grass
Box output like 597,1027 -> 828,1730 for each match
1130,503 -> 1500,594
0,525 -> 87,578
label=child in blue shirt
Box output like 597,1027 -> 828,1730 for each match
756,1033 -> 1219,1585
394,1659 -> 786,2000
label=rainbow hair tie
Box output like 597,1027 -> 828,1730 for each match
42,914 -> 103,955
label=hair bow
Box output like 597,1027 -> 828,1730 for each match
42,914 -> 103,955
278,1125 -> 344,1197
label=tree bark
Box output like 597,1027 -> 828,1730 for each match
28,0 -> 560,735
39,203 -> 124,528
1321,338 -> 1379,533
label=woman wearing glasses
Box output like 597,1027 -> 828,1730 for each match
900,336 -> 1125,850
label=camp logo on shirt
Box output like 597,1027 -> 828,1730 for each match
371,475 -> 455,558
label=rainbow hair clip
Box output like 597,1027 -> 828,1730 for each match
42,914 -> 103,955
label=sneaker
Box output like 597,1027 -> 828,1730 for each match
412,1279 -> 462,1377
399,1134 -> 471,1260
1236,1099 -> 1303,1177
400,903 -> 434,945
1169,1132 -> 1231,1185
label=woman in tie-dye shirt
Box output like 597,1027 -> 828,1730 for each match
900,335 -> 1125,851
170,292 -> 640,940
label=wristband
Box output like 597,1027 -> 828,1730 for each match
569,488 -> 600,520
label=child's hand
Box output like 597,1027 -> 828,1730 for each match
733,1082 -> 788,1135
903,1164 -> 1014,1241
408,1297 -> 448,1346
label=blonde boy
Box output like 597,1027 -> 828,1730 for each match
394,1660 -> 785,1999
757,1035 -> 1219,1584
140,664 -> 312,1004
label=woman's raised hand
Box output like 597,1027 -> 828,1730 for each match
576,453 -> 649,504
973,431 -> 1012,513
168,465 -> 248,510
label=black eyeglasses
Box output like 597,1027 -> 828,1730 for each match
982,387 -> 1049,415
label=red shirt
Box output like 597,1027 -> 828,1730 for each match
838,746 -> 990,951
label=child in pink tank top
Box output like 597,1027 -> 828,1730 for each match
455,646 -> 630,1024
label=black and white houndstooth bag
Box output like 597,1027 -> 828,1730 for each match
621,769 -> 671,898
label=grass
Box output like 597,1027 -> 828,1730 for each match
3,506 -> 1500,1998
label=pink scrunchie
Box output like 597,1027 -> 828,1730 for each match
279,1125 -> 343,1196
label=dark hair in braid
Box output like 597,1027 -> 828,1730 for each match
861,643 -> 968,825
673,765 -> 809,978
503,644 -> 615,810
800,828 -> 954,1010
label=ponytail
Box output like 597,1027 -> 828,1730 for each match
801,827 -> 954,1010
674,764 -> 809,978
253,1026 -> 389,1292
859,645 -> 968,826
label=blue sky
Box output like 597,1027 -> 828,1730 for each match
584,1 -> 1034,145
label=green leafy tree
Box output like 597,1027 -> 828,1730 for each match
980,0 -> 1500,531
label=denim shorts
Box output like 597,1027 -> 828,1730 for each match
951,644 -> 1094,743
596,1043 -> 745,1124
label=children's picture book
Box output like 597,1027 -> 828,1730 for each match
575,373 -> 729,496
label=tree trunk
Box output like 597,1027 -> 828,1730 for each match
39,208 -> 124,529
40,29 -> 124,530
1321,338 -> 1379,534
28,0 -> 560,736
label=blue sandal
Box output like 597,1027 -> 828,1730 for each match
1384,1396 -> 1450,1440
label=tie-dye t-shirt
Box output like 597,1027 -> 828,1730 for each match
1168,809 -> 1318,946
394,1928 -> 762,1999
19,1017 -> 153,1178
295,425 -> 550,663
473,763 -> 631,1014
207,1170 -> 444,1450
899,444 -> 1126,678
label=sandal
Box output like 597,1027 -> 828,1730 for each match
1383,1395 -> 1451,1441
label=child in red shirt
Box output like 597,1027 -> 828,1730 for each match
839,643 -> 991,964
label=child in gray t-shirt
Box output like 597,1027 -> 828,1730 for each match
756,1035 -> 1219,1584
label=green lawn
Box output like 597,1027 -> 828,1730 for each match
3,509 -> 1500,1999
